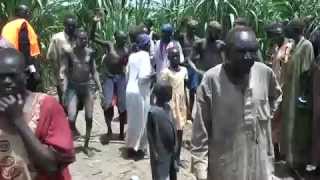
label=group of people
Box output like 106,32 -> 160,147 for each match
0,3 -> 320,180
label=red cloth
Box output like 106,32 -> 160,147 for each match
35,96 -> 75,180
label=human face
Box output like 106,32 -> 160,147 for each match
268,32 -> 283,45
76,32 -> 88,48
168,48 -> 180,68
161,31 -> 172,43
0,60 -> 25,97
187,24 -> 197,35
64,18 -> 77,37
226,31 -> 258,77
208,27 -> 221,41
115,32 -> 128,47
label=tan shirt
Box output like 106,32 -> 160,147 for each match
47,32 -> 75,84
191,62 -> 282,180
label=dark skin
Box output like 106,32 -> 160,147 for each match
178,19 -> 199,119
179,19 -> 199,58
168,47 -> 189,167
64,17 -> 77,41
53,16 -> 77,104
223,30 -> 258,88
168,47 -> 189,112
13,4 -> 41,91
60,31 -> 102,156
0,48 -> 59,174
92,15 -> 129,141
15,4 -> 31,21
189,22 -> 224,75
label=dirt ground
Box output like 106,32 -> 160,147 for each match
68,98 -> 319,180
69,98 -> 195,180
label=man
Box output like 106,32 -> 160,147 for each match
191,26 -> 282,180
147,82 -> 178,180
178,18 -> 200,119
47,15 -> 77,104
153,23 -> 184,79
60,29 -> 103,156
189,21 -> 225,76
142,19 -> 156,61
265,22 -> 294,160
91,16 -> 130,141
265,22 -> 294,84
310,29 -> 320,172
281,18 -> 314,172
0,48 -> 74,179
1,4 -> 41,91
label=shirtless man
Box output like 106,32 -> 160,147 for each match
60,29 -> 103,156
178,18 -> 200,118
92,16 -> 130,141
189,20 -> 225,76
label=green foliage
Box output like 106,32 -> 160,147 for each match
1,0 -> 320,89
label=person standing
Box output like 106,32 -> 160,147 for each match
264,22 -> 294,160
280,18 -> 314,172
178,18 -> 200,120
0,48 -> 74,180
191,26 -> 282,180
91,15 -> 130,141
126,33 -> 155,158
160,46 -> 188,167
147,82 -> 178,180
153,24 -> 184,79
1,4 -> 41,91
47,15 -> 77,104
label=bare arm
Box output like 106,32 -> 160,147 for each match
90,52 -> 103,93
269,70 -> 282,119
188,41 -> 205,75
60,52 -> 69,97
15,118 -> 59,174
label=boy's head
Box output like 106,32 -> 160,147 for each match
75,28 -> 88,48
167,46 -> 180,67
153,81 -> 172,104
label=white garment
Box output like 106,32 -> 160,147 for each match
126,50 -> 153,151
153,40 -> 184,79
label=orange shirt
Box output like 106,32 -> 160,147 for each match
1,18 -> 40,57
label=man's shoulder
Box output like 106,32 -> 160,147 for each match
203,64 -> 223,79
252,62 -> 273,75
52,32 -> 65,39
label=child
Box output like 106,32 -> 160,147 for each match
160,45 -> 188,166
147,82 -> 178,180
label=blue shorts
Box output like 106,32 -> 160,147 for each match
187,66 -> 200,93
102,74 -> 127,112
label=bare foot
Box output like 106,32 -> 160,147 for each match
100,133 -> 112,145
83,147 -> 94,157
72,129 -> 81,140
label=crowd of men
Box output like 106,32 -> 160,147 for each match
0,3 -> 319,180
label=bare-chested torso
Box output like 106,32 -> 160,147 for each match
66,47 -> 94,83
104,43 -> 129,76
194,39 -> 224,71
180,33 -> 199,58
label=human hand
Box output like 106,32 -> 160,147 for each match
93,9 -> 104,22
0,94 -> 24,125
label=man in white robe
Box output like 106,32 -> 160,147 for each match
191,26 -> 282,180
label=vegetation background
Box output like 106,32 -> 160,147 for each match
1,0 -> 320,89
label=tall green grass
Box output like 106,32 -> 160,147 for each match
1,0 -> 320,89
